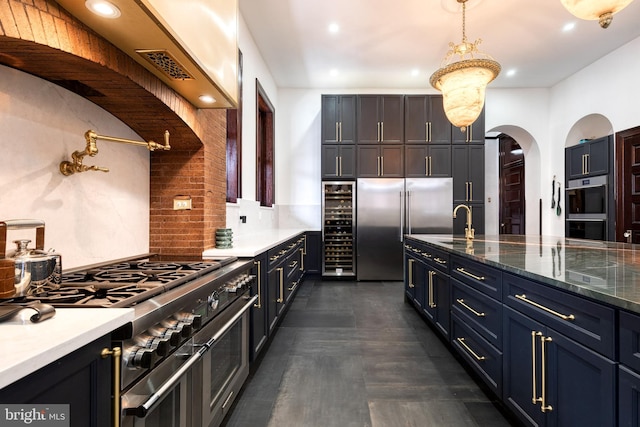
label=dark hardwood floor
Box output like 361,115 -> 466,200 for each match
223,278 -> 518,427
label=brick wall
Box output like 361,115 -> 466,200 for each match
0,0 -> 227,257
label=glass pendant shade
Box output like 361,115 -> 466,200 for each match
430,58 -> 500,132
560,0 -> 634,28
429,0 -> 500,132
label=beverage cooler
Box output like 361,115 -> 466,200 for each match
322,181 -> 356,277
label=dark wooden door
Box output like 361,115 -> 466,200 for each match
616,126 -> 640,242
404,95 -> 429,143
499,135 -> 525,235
380,95 -> 404,143
357,95 -> 381,144
380,145 -> 404,177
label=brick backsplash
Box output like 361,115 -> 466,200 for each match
1,0 -> 227,258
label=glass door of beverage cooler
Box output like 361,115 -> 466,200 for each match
322,182 -> 356,277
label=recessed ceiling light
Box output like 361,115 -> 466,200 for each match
328,23 -> 340,34
329,69 -> 339,77
562,22 -> 576,32
85,0 -> 121,18
506,69 -> 517,77
199,95 -> 216,104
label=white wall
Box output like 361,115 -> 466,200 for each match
266,35 -> 640,238
0,65 -> 150,268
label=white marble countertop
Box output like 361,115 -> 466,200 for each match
0,307 -> 134,389
202,229 -> 310,258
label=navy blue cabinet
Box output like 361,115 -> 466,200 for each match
250,253 -> 268,361
503,306 -> 616,427
620,365 -> 640,427
404,242 -> 450,339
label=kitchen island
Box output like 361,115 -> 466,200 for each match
404,234 -> 640,427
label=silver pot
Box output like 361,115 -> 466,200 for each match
0,220 -> 61,299
10,239 -> 62,297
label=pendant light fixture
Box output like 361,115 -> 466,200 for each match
560,0 -> 635,28
430,0 -> 500,132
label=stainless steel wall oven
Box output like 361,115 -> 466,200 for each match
565,175 -> 612,241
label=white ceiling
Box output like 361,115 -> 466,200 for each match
239,0 -> 640,90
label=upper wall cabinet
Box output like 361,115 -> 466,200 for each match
404,95 -> 451,144
321,95 -> 357,144
452,109 -> 485,144
357,95 -> 404,144
565,135 -> 611,180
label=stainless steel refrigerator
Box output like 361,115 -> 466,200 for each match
356,178 -> 453,281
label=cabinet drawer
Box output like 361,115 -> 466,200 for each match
451,279 -> 502,349
450,255 -> 501,300
421,245 -> 450,273
451,313 -> 502,396
503,272 -> 615,358
620,311 -> 640,373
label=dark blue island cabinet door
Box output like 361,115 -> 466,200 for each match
620,365 -> 640,427
503,306 -> 546,427
545,330 -> 616,427
405,255 -> 425,310
504,306 -> 616,427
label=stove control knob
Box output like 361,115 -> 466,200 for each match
125,347 -> 154,369
208,290 -> 220,309
135,334 -> 171,357
174,312 -> 202,331
162,319 -> 192,338
148,326 -> 181,347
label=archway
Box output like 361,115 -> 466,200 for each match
485,125 -> 541,236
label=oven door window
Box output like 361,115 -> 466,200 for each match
568,186 -> 606,214
202,315 -> 249,427
567,220 -> 606,241
209,318 -> 242,408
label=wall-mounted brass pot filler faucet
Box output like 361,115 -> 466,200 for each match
59,129 -> 170,176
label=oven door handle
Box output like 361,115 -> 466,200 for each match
132,294 -> 258,418
131,345 -> 207,417
204,294 -> 258,347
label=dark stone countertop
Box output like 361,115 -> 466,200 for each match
407,234 -> 640,314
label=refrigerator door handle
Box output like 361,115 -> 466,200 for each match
400,190 -> 405,242
406,191 -> 412,235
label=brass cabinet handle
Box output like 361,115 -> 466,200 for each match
469,182 -> 473,201
288,279 -> 299,292
381,156 -> 384,176
101,347 -> 122,427
515,294 -> 575,321
425,123 -> 429,142
339,157 -> 343,176
276,267 -> 284,303
377,156 -> 381,176
289,260 -> 298,269
429,156 -> 432,176
377,122 -> 381,142
531,331 -> 543,405
428,122 -> 432,142
335,157 -> 339,176
335,122 -> 339,141
339,121 -> 342,142
456,337 -> 485,361
425,157 -> 429,176
408,259 -> 415,288
456,298 -> 485,317
428,271 -> 436,308
381,121 -> 384,141
300,248 -> 305,271
456,267 -> 485,281
465,182 -> 470,201
540,335 -> 554,413
434,257 -> 447,265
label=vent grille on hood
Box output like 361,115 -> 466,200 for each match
136,50 -> 194,80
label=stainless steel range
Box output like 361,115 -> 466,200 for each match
28,253 -> 257,427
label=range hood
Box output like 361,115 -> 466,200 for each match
54,0 -> 238,109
